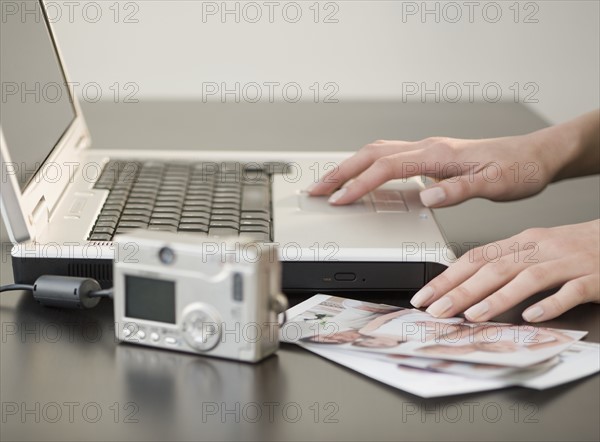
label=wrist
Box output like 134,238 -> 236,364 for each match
525,119 -> 585,183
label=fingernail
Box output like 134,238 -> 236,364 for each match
464,301 -> 489,321
523,305 -> 544,322
410,287 -> 434,308
306,182 -> 318,193
426,297 -> 453,317
420,187 -> 446,207
328,188 -> 347,204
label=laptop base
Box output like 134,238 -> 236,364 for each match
11,256 -> 446,298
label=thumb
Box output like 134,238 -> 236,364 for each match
419,173 -> 488,208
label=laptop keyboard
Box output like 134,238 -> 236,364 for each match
88,160 -> 285,242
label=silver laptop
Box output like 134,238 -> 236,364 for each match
0,0 -> 453,297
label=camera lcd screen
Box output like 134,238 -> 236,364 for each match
125,275 -> 176,324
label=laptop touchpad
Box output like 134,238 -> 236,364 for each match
297,191 -> 374,214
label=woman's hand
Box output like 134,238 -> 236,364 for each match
308,131 -> 571,207
308,111 -> 600,207
410,220 -> 600,322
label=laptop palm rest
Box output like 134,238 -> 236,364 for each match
297,192 -> 374,214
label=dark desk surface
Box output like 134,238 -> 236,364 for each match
1,102 -> 599,441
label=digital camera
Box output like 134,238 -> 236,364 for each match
113,230 -> 288,362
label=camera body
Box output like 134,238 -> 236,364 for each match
113,230 -> 287,362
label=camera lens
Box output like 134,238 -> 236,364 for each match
159,247 -> 176,265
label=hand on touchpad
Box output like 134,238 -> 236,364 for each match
297,191 -> 374,213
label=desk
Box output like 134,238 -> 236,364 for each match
1,102 -> 599,441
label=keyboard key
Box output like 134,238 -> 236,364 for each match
117,222 -> 147,229
212,209 -> 240,216
156,197 -> 185,205
180,218 -> 210,225
129,189 -> 159,197
212,203 -> 239,210
184,195 -> 212,202
183,204 -> 212,211
209,220 -> 239,229
211,215 -> 239,223
181,211 -> 210,218
187,182 -> 214,189
213,195 -> 241,204
107,189 -> 129,196
153,207 -> 182,214
149,219 -> 179,228
122,209 -> 152,216
242,186 -> 270,212
106,195 -> 128,204
150,212 -> 180,220
150,216 -> 181,224
113,183 -> 133,190
240,225 -> 269,234
102,203 -> 125,211
126,198 -> 156,206
208,227 -> 238,237
89,233 -> 113,241
241,212 -> 270,221
99,209 -> 122,217
120,215 -> 151,223
94,221 -> 117,228
178,224 -> 209,232
240,232 -> 270,242
97,215 -> 119,223
157,190 -> 185,196
240,219 -> 269,228
154,201 -> 184,208
92,226 -> 115,235
125,203 -> 154,211
148,225 -> 177,232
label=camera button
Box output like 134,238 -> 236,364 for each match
123,328 -> 132,338
137,330 -> 146,340
165,337 -> 178,345
150,332 -> 160,342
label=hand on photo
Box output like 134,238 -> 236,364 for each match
410,220 -> 600,323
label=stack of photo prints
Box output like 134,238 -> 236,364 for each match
281,295 -> 600,397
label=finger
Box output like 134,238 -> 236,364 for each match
522,274 -> 600,322
463,257 -> 587,322
327,149 -> 433,205
308,142 -> 411,196
410,239 -> 537,308
424,253 -> 532,318
419,170 -> 505,208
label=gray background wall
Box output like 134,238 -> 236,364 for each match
46,0 -> 600,124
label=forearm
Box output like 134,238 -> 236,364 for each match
533,110 -> 600,182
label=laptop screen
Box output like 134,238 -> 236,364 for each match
0,0 -> 77,191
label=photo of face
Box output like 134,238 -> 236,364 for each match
416,344 -> 476,356
303,330 -> 362,345
473,341 -> 519,353
351,337 -> 402,349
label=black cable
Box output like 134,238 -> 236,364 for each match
0,284 -> 34,293
89,288 -> 114,299
1,277 -> 112,308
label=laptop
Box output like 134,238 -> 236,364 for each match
0,0 -> 453,298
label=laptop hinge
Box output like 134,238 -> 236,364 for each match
28,196 -> 50,241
